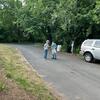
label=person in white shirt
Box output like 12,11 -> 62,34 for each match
44,40 -> 49,59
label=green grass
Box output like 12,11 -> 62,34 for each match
0,44 -> 59,100
0,82 -> 6,92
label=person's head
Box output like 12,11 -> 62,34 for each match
46,40 -> 49,44
52,42 -> 55,45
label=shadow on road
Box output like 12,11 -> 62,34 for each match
94,60 -> 100,64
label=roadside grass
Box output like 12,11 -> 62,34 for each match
0,81 -> 6,92
0,44 -> 60,100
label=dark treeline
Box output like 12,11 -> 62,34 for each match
0,0 -> 100,52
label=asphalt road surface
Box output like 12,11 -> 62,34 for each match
11,44 -> 100,100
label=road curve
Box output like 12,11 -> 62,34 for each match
11,44 -> 100,100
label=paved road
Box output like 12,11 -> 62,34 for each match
12,44 -> 100,100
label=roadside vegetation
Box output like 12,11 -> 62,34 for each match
0,81 -> 6,92
0,44 -> 61,100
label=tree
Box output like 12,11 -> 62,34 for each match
0,0 -> 22,42
0,0 -> 100,53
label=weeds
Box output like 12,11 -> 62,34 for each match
0,82 -> 6,92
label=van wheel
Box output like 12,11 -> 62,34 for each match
84,53 -> 93,62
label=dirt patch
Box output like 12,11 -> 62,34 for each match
0,67 -> 37,100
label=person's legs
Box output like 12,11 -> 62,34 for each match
44,49 -> 48,59
54,53 -> 57,59
51,50 -> 54,59
51,49 -> 57,59
52,54 -> 54,59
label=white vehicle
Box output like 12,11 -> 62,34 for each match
80,39 -> 100,62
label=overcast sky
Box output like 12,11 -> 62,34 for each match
20,0 -> 25,5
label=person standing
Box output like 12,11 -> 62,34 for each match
44,40 -> 49,59
51,42 -> 57,59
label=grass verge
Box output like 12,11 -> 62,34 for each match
0,81 -> 6,92
0,44 -> 61,100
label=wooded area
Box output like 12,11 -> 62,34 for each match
0,0 -> 100,52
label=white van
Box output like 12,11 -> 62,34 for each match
80,39 -> 100,62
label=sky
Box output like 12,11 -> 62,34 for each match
20,0 -> 25,5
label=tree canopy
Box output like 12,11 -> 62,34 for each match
0,0 -> 100,52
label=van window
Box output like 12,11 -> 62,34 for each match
94,41 -> 100,48
83,40 -> 93,46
